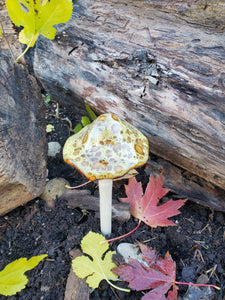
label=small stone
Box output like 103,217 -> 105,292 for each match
196,274 -> 209,284
48,141 -> 61,157
40,178 -> 69,207
41,285 -> 50,292
183,285 -> 215,300
117,243 -> 147,266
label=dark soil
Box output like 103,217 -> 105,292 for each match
0,101 -> 224,300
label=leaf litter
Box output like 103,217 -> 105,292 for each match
0,101 -> 224,299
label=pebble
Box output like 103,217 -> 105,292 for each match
117,243 -> 147,266
183,285 -> 215,300
47,141 -> 61,157
40,178 -> 69,206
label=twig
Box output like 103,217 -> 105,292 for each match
110,286 -> 121,300
0,22 -> 16,61
193,249 -> 205,264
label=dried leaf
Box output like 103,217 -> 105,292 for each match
0,254 -> 47,296
113,243 -> 178,300
120,174 -> 187,227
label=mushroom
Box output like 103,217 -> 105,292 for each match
63,113 -> 149,236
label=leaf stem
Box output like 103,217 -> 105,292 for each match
175,281 -> 220,290
65,180 -> 92,189
105,277 -> 130,293
102,220 -> 141,244
16,35 -> 35,62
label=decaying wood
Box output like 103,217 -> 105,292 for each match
60,189 -> 130,221
31,0 -> 225,194
145,159 -> 225,212
0,55 -> 47,215
64,249 -> 89,300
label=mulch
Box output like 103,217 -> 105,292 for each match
0,100 -> 224,300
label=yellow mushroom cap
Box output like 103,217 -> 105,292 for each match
63,113 -> 149,181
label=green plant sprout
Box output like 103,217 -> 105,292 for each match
6,0 -> 73,62
42,94 -> 51,106
73,104 -> 97,133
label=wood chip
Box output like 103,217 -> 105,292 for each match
64,249 -> 89,300
60,189 -> 130,221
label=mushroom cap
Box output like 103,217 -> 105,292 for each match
63,113 -> 149,181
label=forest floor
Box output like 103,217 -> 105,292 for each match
0,100 -> 224,300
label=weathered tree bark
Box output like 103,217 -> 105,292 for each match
146,159 -> 225,212
0,51 -> 47,215
32,0 -> 225,197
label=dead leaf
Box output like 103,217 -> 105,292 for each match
113,242 -> 178,300
120,174 -> 187,227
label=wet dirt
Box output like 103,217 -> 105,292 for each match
0,101 -> 224,300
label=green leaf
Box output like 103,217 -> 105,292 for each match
0,26 -> 2,37
85,104 -> 97,121
44,95 -> 51,105
72,231 -> 118,290
73,123 -> 83,134
0,254 -> 47,296
81,116 -> 91,128
73,105 -> 97,133
6,0 -> 73,60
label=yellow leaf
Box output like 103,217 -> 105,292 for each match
72,231 -> 118,289
6,0 -> 73,60
46,124 -> 55,133
0,254 -> 47,296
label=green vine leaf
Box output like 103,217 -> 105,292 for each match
72,231 -> 129,292
6,0 -> 73,61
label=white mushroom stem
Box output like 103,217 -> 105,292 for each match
99,179 -> 113,236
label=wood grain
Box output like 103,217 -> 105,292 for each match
0,58 -> 47,215
33,0 -> 225,192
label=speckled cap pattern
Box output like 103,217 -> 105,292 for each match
63,113 -> 149,181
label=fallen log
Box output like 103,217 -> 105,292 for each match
0,53 -> 47,215
31,0 -> 225,195
145,159 -> 225,212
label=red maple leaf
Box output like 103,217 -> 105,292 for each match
113,242 -> 178,300
120,174 -> 187,227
